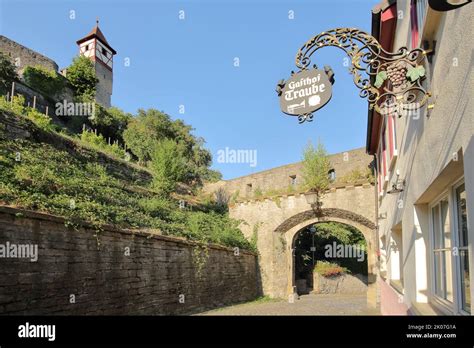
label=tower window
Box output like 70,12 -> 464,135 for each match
246,183 -> 253,195
102,48 -> 107,56
328,169 -> 336,182
290,175 -> 297,186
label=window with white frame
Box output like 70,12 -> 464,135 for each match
432,196 -> 454,303
430,179 -> 471,314
389,225 -> 404,292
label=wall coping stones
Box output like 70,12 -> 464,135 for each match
233,182 -> 375,205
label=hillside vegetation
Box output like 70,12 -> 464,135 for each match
0,101 -> 253,251
0,51 -> 255,251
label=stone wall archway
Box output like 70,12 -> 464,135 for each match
228,185 -> 377,304
271,208 -> 378,307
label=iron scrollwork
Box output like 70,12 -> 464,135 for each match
295,27 -> 432,116
297,113 -> 314,123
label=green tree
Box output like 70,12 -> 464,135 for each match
66,55 -> 98,100
0,52 -> 18,95
123,108 -> 220,185
295,222 -> 368,278
105,106 -> 132,139
302,140 -> 331,193
123,109 -> 174,164
203,169 -> 223,182
150,138 -> 187,194
89,104 -> 132,142
314,222 -> 366,246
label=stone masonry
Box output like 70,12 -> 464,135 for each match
229,184 -> 377,302
0,206 -> 259,315
203,147 -> 373,198
0,35 -> 59,75
203,147 -> 378,306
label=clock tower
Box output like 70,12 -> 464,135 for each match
76,20 -> 116,108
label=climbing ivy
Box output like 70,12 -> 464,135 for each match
0,52 -> 18,95
23,65 -> 66,97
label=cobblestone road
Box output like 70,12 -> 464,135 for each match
199,293 -> 380,315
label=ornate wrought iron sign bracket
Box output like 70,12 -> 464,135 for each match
278,27 -> 435,123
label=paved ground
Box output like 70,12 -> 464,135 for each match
199,293 -> 380,316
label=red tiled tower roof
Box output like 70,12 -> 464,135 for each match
76,21 -> 116,55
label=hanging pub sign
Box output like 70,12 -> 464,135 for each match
278,28 -> 434,124
277,67 -> 334,123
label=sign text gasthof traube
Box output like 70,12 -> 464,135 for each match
279,69 -> 332,116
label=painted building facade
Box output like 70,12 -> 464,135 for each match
367,0 -> 473,315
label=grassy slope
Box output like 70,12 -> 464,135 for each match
0,108 -> 253,251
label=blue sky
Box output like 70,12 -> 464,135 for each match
0,0 -> 378,179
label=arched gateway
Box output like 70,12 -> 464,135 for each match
229,183 -> 378,307
278,208 -> 377,306
203,148 -> 378,307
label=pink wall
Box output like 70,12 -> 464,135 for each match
379,278 -> 409,315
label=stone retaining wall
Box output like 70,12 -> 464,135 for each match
312,273 -> 368,295
0,206 -> 259,315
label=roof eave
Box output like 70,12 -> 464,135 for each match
366,5 -> 382,155
76,26 -> 117,55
